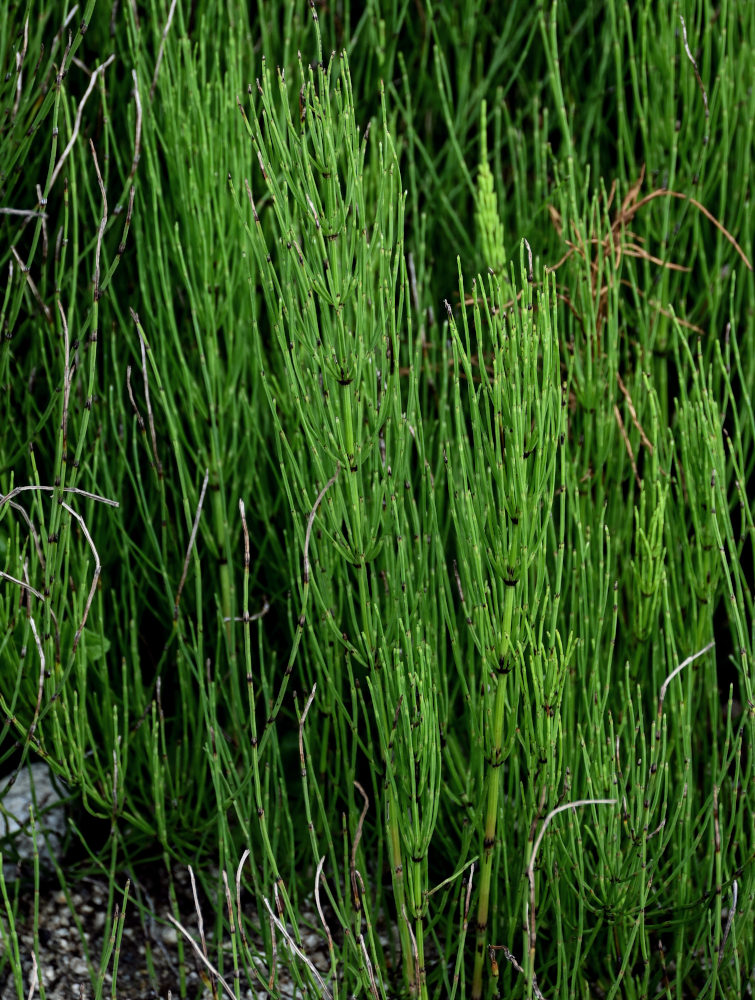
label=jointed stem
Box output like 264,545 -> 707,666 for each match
472,583 -> 516,999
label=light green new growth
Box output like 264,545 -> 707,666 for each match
475,100 -> 506,276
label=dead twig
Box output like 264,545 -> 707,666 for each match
546,163 -> 752,343
527,798 -> 616,989
174,469 -> 209,619
129,310 -> 162,476
150,0 -> 178,100
61,502 -> 101,654
657,641 -> 715,719
130,69 -> 142,177
48,55 -> 115,191
261,896 -> 333,1000
10,248 -> 52,323
616,371 -> 653,453
304,466 -> 340,583
167,913 -> 236,1000
679,15 -> 709,144
90,140 -> 107,301
223,500 -> 270,623
351,781 -> 369,909
0,485 -> 118,508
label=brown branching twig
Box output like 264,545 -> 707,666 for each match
546,164 -> 753,342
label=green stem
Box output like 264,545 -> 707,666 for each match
210,475 -> 233,642
415,912 -> 428,1000
471,584 -> 516,999
387,785 -> 416,993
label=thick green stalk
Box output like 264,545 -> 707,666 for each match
414,911 -> 427,1000
387,785 -> 415,992
472,583 -> 516,999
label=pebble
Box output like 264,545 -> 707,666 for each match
70,958 -> 89,977
161,924 -> 178,945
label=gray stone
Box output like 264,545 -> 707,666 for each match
0,761 -> 68,882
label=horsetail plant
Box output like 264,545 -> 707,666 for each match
2,2 -> 755,998
234,43 -> 405,637
233,32 -> 442,997
444,252 -> 567,998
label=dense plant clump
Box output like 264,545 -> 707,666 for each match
1,2 -> 753,997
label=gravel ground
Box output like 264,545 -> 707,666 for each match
1,866 -> 216,1000
0,767 -> 398,999
1,862 -> 347,1000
